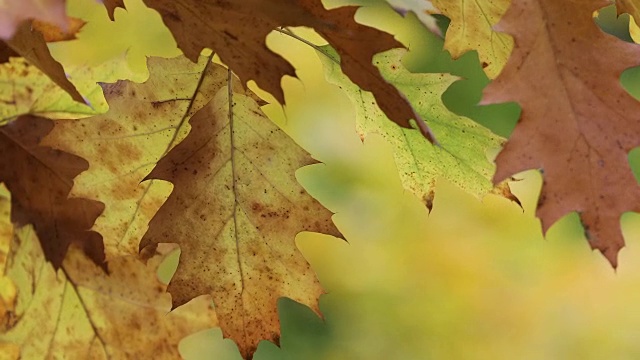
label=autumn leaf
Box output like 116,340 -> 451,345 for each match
1,21 -> 86,104
0,116 -> 105,270
0,222 -> 217,359
617,0 -> 640,22
42,55 -> 219,257
32,18 -> 86,42
103,0 -> 126,21
0,0 -> 68,40
0,57 -> 109,124
321,46 -> 513,206
139,63 -> 341,358
430,0 -> 512,79
483,0 -> 640,266
136,0 -> 434,140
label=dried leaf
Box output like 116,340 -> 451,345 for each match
140,64 -> 341,358
483,0 -> 640,267
0,116 -> 105,269
617,0 -> 640,21
103,0 -> 126,21
42,55 -> 219,257
2,21 -> 86,104
430,0 -> 512,79
0,0 -> 68,40
138,0 -> 435,140
0,223 -> 217,358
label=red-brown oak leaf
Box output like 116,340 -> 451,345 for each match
140,65 -> 341,359
1,21 -> 86,104
483,0 -> 640,267
0,116 -> 105,270
139,0 -> 435,140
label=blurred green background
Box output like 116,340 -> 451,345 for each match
43,1 -> 640,359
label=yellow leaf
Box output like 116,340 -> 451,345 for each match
431,0 -> 512,78
140,64 -> 341,358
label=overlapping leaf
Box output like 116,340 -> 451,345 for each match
140,63 -> 341,358
385,0 -> 441,35
1,22 -> 86,103
321,47 -> 513,205
0,116 -> 105,269
617,0 -> 640,22
0,222 -> 217,359
42,55 -> 223,256
430,0 -> 512,79
130,0 -> 434,140
483,0 -> 640,266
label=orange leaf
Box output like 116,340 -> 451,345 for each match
483,0 -> 640,267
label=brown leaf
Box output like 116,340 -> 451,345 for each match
42,55 -> 225,257
102,0 -> 126,21
3,21 -> 86,104
0,116 -> 105,270
140,65 -> 341,358
616,0 -> 640,21
0,0 -> 68,40
482,0 -> 640,267
0,223 -> 217,358
141,0 -> 435,140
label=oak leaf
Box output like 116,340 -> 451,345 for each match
385,0 -> 441,35
321,47 -> 514,206
483,0 -> 640,266
0,116 -> 105,269
0,0 -> 68,40
1,22 -> 86,104
139,63 -> 341,358
43,55 -> 220,257
0,222 -> 217,359
138,0 -> 435,140
430,0 -> 512,79
103,0 -> 126,21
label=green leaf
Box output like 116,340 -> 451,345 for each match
320,46 -> 506,204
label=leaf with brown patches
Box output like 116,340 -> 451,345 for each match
139,63 -> 341,358
141,0 -> 435,140
0,219 -> 217,359
483,0 -> 640,267
0,0 -> 68,40
42,55 -> 223,257
0,115 -> 105,269
2,21 -> 86,104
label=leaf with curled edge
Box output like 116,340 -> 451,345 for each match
42,55 -> 225,257
0,220 -> 217,359
0,115 -> 105,270
136,0 -> 435,140
483,0 -> 640,267
139,64 -> 342,359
